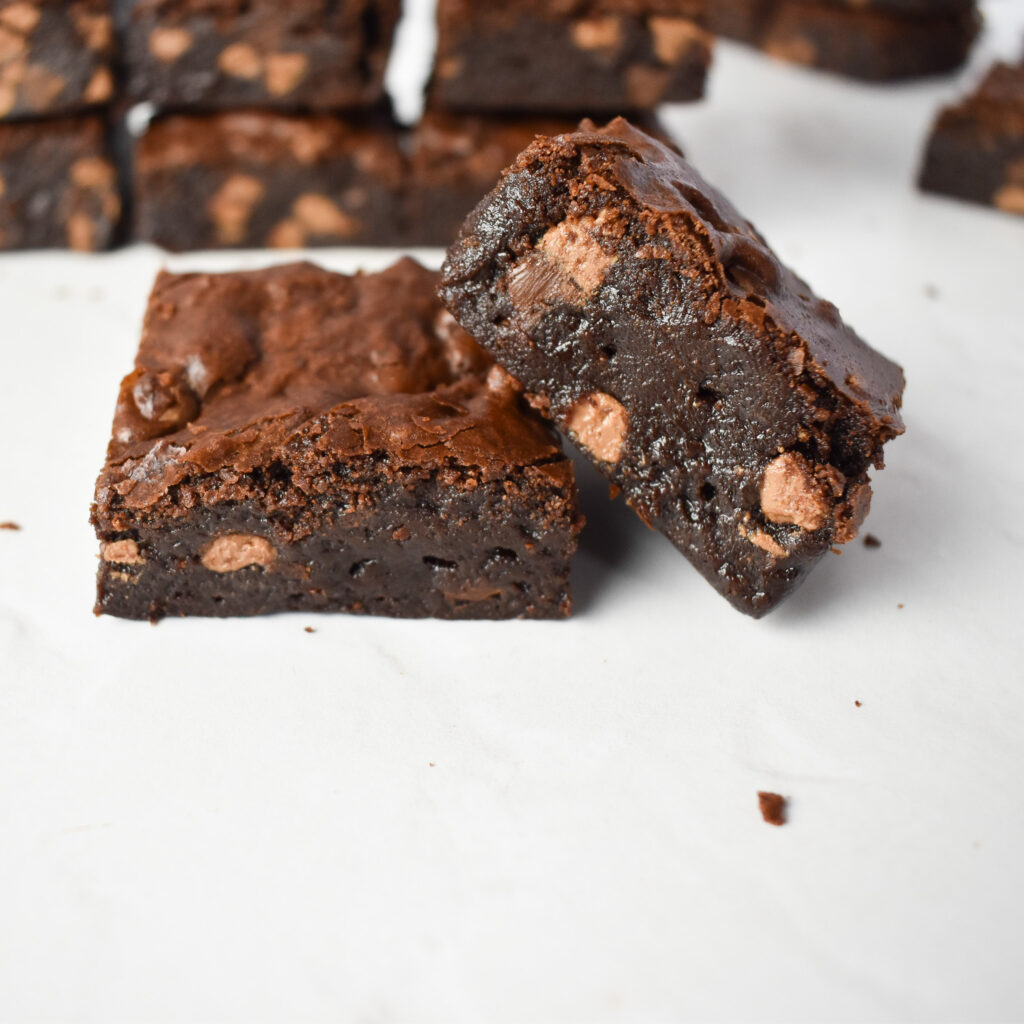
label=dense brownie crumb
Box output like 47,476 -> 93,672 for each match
441,118 -> 905,616
863,533 -> 881,548
0,521 -> 21,530
92,259 -> 582,621
758,791 -> 787,826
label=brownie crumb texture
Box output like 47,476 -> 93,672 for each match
855,699 -> 862,707
863,533 -> 882,548
0,521 -> 21,530
758,791 -> 788,826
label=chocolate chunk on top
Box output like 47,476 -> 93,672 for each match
441,118 -> 905,617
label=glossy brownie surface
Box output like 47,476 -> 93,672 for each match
441,119 -> 905,616
92,259 -> 581,620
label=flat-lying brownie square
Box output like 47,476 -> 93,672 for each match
441,119 -> 905,616
0,114 -> 120,250
919,62 -> 1024,216
126,0 -> 399,111
133,109 -> 404,250
430,0 -> 711,114
0,0 -> 114,119
707,0 -> 978,81
92,259 -> 581,621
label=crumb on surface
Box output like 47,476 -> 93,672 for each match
863,533 -> 881,548
855,700 -> 862,707
898,603 -> 904,609
758,791 -> 787,826
304,626 -> 315,633
429,762 -> 436,767
0,521 -> 20,530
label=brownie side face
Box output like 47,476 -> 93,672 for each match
440,119 -> 905,617
133,110 -> 405,250
430,0 -> 711,113
707,0 -> 978,81
0,0 -> 114,119
919,62 -> 1024,216
0,115 -> 120,250
126,0 -> 399,111
91,259 -> 581,621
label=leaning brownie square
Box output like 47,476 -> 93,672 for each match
133,109 -> 405,250
126,0 -> 399,111
441,119 -> 905,617
92,259 -> 581,621
429,0 -> 711,114
0,114 -> 120,250
0,0 -> 114,119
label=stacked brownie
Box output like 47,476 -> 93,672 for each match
0,0 -> 121,251
129,0 -> 406,250
402,0 -> 713,247
706,0 -> 979,81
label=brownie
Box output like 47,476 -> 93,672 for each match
429,0 -> 712,114
134,109 -> 404,250
0,114 -> 120,250
91,259 -> 581,621
126,0 -> 399,111
919,62 -> 1024,217
440,119 -> 905,617
707,0 -> 978,81
0,0 -> 114,120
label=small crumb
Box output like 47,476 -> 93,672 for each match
830,546 -> 842,555
0,521 -> 20,530
758,791 -> 787,826
863,533 -> 881,549
304,626 -> 315,633
925,283 -> 939,300
855,700 -> 862,707
608,483 -> 622,500
428,762 -> 436,767
897,603 -> 904,609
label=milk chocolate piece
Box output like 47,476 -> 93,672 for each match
126,0 -> 399,111
133,109 -> 404,250
0,114 -> 120,250
429,0 -> 711,114
441,119 -> 905,616
707,0 -> 978,81
91,259 -> 581,621
919,62 -> 1024,216
0,0 -> 114,120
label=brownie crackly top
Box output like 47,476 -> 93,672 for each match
95,259 -> 569,518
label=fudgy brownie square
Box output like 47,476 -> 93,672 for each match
441,119 -> 905,616
429,0 -> 711,114
0,0 -> 114,119
919,62 -> 1024,216
133,109 -> 404,250
92,259 -> 581,621
126,0 -> 399,111
707,0 -> 978,81
0,114 -> 120,250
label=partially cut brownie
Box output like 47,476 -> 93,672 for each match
707,0 -> 978,81
92,259 -> 581,621
134,109 -> 404,250
919,62 -> 1024,216
0,0 -> 114,119
429,0 -> 712,114
440,119 -> 905,616
0,114 -> 120,250
126,0 -> 399,111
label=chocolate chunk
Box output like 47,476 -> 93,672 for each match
441,118 -> 905,616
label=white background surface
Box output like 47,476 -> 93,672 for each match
2,4 -> 1024,1022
